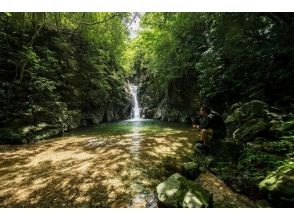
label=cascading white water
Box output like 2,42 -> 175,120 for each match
129,84 -> 141,119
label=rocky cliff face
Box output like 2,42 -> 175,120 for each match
0,84 -> 132,145
137,74 -> 201,123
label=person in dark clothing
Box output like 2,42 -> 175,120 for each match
193,105 -> 226,150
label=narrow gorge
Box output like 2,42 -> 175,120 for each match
0,12 -> 293,208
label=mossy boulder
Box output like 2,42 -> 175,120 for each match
259,159 -> 294,207
239,100 -> 268,119
225,100 -> 269,137
233,118 -> 270,142
211,100 -> 293,206
226,100 -> 268,124
182,162 -> 200,180
156,173 -> 212,208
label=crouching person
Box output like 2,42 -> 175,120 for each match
193,105 -> 226,154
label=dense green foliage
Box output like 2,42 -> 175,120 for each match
0,12 -> 293,207
0,12 -> 131,143
132,13 -> 294,113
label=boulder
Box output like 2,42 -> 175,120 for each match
239,100 -> 268,119
156,173 -> 212,208
225,100 -> 269,137
182,162 -> 200,180
259,159 -> 294,207
233,118 -> 270,142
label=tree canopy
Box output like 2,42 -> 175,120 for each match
131,13 -> 294,110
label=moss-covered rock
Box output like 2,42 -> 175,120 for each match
182,162 -> 200,180
239,100 -> 268,119
225,100 -> 270,137
226,100 -> 268,124
156,173 -> 212,208
259,159 -> 294,207
233,118 -> 270,142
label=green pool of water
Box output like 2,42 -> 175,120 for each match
0,119 -> 198,207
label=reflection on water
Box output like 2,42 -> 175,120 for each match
0,120 -> 198,207
129,120 -> 142,157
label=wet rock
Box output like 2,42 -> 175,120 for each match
156,173 -> 212,208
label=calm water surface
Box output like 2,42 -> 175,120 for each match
0,120 -> 197,207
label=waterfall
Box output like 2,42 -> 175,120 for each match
129,84 -> 141,119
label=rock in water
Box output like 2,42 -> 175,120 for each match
156,173 -> 212,208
